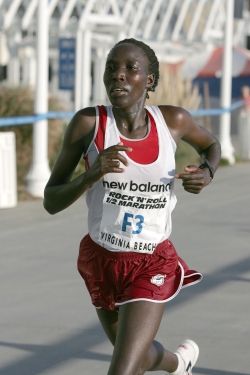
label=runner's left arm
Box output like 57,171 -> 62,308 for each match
159,105 -> 221,194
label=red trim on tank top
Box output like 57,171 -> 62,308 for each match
84,154 -> 90,170
94,105 -> 107,152
92,106 -> 159,164
120,110 -> 159,164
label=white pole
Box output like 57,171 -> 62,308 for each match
81,29 -> 92,109
75,29 -> 92,111
26,0 -> 51,197
75,29 -> 83,112
93,47 -> 107,104
219,0 -> 235,165
22,47 -> 36,87
8,45 -> 20,86
0,132 -> 17,208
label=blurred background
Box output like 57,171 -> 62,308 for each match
0,3 -> 250,375
0,0 -> 250,204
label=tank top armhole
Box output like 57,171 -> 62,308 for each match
83,105 -> 109,158
83,106 -> 99,158
146,105 -> 177,153
94,105 -> 108,152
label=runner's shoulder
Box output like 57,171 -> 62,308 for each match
158,105 -> 195,143
158,105 -> 191,126
62,107 -> 96,150
69,107 -> 96,136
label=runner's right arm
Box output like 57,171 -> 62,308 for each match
43,108 -> 131,215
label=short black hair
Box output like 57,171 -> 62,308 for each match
112,38 -> 160,95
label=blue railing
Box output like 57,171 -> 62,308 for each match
189,100 -> 245,116
0,112 -> 75,127
0,100 -> 246,127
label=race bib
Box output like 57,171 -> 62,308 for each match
98,188 -> 170,253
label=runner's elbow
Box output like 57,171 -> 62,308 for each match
43,188 -> 58,215
43,199 -> 57,215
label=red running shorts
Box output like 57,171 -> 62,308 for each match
77,234 -> 202,311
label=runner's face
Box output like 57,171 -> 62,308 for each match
103,44 -> 154,108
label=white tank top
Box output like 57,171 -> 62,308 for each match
84,105 -> 177,254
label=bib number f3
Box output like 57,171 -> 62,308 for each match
122,213 -> 144,234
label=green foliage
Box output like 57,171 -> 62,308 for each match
175,140 -> 200,173
219,158 -> 230,166
235,156 -> 243,163
0,86 -> 65,199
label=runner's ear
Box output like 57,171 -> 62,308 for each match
146,74 -> 155,90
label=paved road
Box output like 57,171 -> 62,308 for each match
1,162 -> 249,375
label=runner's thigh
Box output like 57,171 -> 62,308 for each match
96,308 -> 118,346
107,301 -> 165,375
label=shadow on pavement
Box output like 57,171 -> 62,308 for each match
167,255 -> 250,311
1,255 -> 249,375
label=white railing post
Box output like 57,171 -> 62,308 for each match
0,132 -> 17,208
219,0 -> 235,165
74,28 -> 92,111
26,0 -> 51,197
74,28 -> 83,112
7,45 -> 20,86
93,47 -> 107,104
238,107 -> 250,160
81,28 -> 92,109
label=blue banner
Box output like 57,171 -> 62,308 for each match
59,38 -> 76,90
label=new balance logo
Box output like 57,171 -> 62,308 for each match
151,274 -> 166,286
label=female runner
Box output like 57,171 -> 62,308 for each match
44,38 -> 221,375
